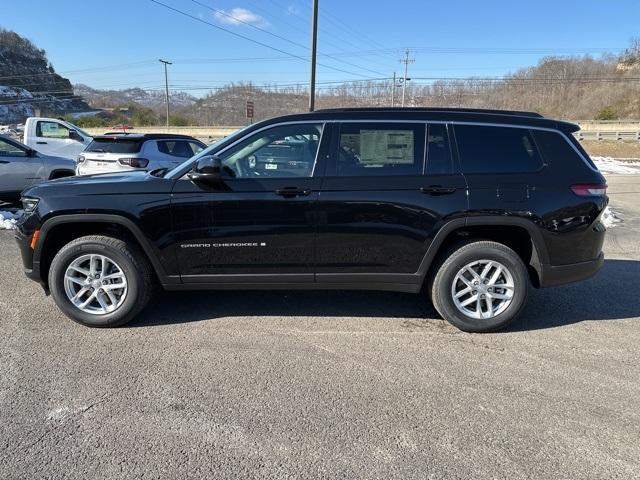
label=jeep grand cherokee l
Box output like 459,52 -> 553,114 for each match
14,108 -> 607,332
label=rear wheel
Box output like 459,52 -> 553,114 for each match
48,235 -> 153,327
430,241 -> 529,332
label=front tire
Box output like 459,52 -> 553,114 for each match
48,235 -> 153,327
430,241 -> 529,332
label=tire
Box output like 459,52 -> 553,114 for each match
48,235 -> 153,327
430,240 -> 529,333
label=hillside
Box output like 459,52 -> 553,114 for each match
74,84 -> 197,110
0,27 -> 89,123
182,41 -> 640,125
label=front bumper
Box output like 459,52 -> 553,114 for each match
538,252 -> 604,288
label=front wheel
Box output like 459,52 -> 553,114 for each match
430,241 -> 529,332
48,235 -> 153,327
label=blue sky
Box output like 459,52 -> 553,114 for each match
2,0 -> 639,95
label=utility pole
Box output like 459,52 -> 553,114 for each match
309,0 -> 318,112
400,49 -> 414,107
159,59 -> 172,128
391,72 -> 396,107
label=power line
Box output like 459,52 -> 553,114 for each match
190,0 -> 387,77
149,0 -> 371,78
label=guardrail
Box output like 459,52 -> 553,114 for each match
576,131 -> 640,141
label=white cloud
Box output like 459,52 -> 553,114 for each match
214,8 -> 269,28
286,4 -> 300,16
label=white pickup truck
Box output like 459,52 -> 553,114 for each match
22,117 -> 92,160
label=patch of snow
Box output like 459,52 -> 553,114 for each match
601,206 -> 621,229
592,156 -> 640,175
0,210 -> 23,230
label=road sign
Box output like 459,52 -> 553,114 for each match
246,100 -> 254,119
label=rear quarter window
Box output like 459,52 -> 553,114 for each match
86,138 -> 143,154
455,125 -> 543,174
532,130 -> 596,171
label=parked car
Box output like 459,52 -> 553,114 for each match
76,133 -> 206,175
0,134 -> 75,205
14,107 -> 607,332
23,117 -> 92,160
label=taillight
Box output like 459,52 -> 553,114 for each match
118,157 -> 149,168
570,183 -> 607,197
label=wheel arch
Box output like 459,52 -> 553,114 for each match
48,169 -> 76,180
418,216 -> 549,288
34,214 -> 170,289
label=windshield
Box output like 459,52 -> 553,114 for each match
164,125 -> 254,178
86,138 -> 143,154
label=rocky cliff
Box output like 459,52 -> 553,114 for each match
0,28 -> 89,123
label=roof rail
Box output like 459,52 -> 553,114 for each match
313,107 -> 544,118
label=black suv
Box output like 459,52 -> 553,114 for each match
15,108 -> 607,332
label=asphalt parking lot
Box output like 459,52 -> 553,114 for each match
1,175 -> 639,479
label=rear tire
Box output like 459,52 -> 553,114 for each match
48,235 -> 153,327
430,240 -> 529,332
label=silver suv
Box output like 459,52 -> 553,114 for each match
76,133 -> 206,175
0,134 -> 75,205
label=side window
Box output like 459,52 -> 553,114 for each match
426,124 -> 453,175
36,121 -> 71,139
0,138 -> 27,157
220,123 -> 322,178
455,125 -> 543,174
189,142 -> 205,155
336,123 -> 424,176
532,129 -> 594,169
157,140 -> 195,158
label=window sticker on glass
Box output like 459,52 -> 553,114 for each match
360,130 -> 414,165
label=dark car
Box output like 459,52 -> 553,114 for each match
14,108 -> 607,332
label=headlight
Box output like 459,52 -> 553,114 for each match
22,197 -> 39,213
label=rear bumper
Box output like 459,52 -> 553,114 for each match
538,252 -> 604,288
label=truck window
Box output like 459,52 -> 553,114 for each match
36,121 -> 71,139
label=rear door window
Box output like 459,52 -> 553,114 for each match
86,138 -> 143,154
426,124 -> 453,174
335,123 -> 424,176
455,125 -> 543,174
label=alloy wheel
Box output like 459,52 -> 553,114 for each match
63,254 -> 128,315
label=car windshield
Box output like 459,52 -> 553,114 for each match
86,138 -> 143,154
164,125 -> 254,178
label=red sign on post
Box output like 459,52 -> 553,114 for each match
246,100 -> 254,119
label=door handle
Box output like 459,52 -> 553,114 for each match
275,187 -> 311,197
36,141 -> 48,144
0,160 -> 9,164
420,185 -> 457,195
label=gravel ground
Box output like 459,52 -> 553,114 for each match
0,175 -> 639,479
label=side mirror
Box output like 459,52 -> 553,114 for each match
27,148 -> 38,157
69,129 -> 83,142
187,155 -> 224,185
